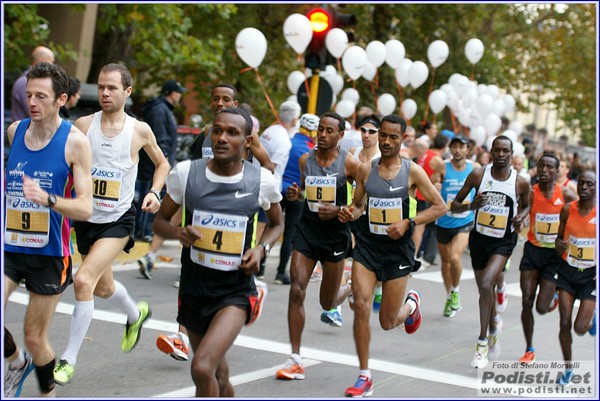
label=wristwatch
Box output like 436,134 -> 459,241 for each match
47,193 -> 57,208
149,189 -> 161,201
259,242 -> 271,257
408,218 -> 416,229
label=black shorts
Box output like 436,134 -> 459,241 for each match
292,218 -> 352,263
468,231 -> 518,271
177,291 -> 255,336
519,241 -> 562,284
556,261 -> 596,301
73,206 -> 136,255
436,222 -> 474,245
4,251 -> 72,295
353,237 -> 414,282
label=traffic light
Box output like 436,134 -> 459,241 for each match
304,7 -> 357,71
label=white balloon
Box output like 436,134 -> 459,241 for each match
325,28 -> 348,59
514,142 -> 525,158
377,93 -> 396,115
508,121 -> 523,136
441,84 -> 459,111
492,98 -> 506,117
458,108 -> 471,127
448,73 -> 462,86
361,62 -> 377,81
484,113 -> 502,136
485,134 -> 495,151
502,129 -> 518,145
428,89 -> 447,114
385,39 -> 406,68
476,93 -> 494,117
452,75 -> 470,97
465,38 -> 484,64
287,71 -> 306,95
471,126 -> 487,147
477,84 -> 487,95
485,84 -> 500,99
394,58 -> 413,88
469,108 -> 485,129
342,46 -> 368,81
462,87 -> 479,108
283,14 -> 313,54
235,28 -> 267,68
335,99 -> 355,118
409,61 -> 429,89
502,94 -> 516,113
319,65 -> 337,80
304,68 -> 313,78
287,95 -> 298,103
427,40 -> 449,68
365,40 -> 386,68
341,88 -> 360,106
331,74 -> 344,95
401,99 -> 417,120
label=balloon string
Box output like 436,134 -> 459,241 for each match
337,58 -> 342,75
423,67 -> 436,123
375,70 -> 379,89
395,82 -> 404,114
470,65 -> 475,81
303,64 -> 311,106
450,111 -> 458,134
255,68 -> 281,126
240,67 -> 253,74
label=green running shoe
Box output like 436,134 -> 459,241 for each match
449,291 -> 462,311
121,301 -> 152,353
53,359 -> 75,385
443,300 -> 455,317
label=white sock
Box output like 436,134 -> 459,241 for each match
497,285 -> 505,293
374,284 -> 382,296
359,369 -> 372,379
290,353 -> 302,364
178,332 -> 190,347
406,299 -> 417,315
147,252 -> 156,262
478,338 -> 488,346
106,281 -> 139,324
452,286 -> 460,293
9,349 -> 25,369
62,300 -> 94,365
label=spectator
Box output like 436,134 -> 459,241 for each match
59,77 -> 81,119
11,46 -> 55,121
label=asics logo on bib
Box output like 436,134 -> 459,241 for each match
372,199 -> 401,207
12,199 -> 42,209
201,215 -> 239,228
308,177 -> 335,185
389,186 -> 404,191
234,191 -> 253,199
91,168 -> 116,178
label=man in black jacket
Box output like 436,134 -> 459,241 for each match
134,79 -> 186,242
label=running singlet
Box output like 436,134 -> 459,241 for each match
474,165 -> 518,238
415,149 -> 436,201
561,201 -> 596,269
87,111 -> 137,223
4,119 -> 74,256
437,160 -> 474,228
527,183 -> 565,248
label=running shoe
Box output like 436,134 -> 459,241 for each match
488,329 -> 502,360
557,369 -> 573,387
276,357 -> 305,380
174,274 -> 180,288
345,375 -> 374,397
138,254 -> 154,279
496,291 -> 508,313
589,309 -> 596,336
274,273 -> 291,285
443,300 -> 456,318
518,350 -> 536,366
372,292 -> 382,313
404,290 -> 422,334
156,333 -> 190,361
248,279 -> 268,325
548,292 -> 559,313
321,308 -> 343,327
449,291 -> 462,311
310,265 -> 322,282
471,341 -> 489,369
121,301 -> 152,353
53,359 -> 75,386
4,351 -> 35,397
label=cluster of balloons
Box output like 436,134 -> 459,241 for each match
236,19 -> 518,150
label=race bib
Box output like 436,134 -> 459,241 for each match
305,175 -> 336,213
92,167 -> 122,212
476,205 -> 509,238
368,197 -> 402,235
534,213 -> 560,245
190,211 -> 247,271
446,193 -> 470,218
4,195 -> 50,248
566,236 -> 595,269
202,146 -> 214,159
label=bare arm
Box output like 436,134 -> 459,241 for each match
138,122 -> 170,213
240,202 -> 284,275
22,127 -> 93,221
555,203 -> 571,255
430,156 -> 445,192
286,152 -> 307,201
450,167 -> 485,214
512,187 -> 533,233
249,131 -> 275,173
338,161 -> 370,222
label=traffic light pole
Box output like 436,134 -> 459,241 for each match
307,73 -> 320,115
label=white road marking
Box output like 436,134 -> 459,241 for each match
9,291 -> 480,390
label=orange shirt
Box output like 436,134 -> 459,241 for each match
562,201 -> 596,268
527,183 -> 565,248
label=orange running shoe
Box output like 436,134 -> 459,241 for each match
518,350 -> 536,366
276,357 -> 305,380
156,332 -> 190,361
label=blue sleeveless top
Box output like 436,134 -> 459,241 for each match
437,160 -> 475,229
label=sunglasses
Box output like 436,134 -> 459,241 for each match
360,127 -> 379,135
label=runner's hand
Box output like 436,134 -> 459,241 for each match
179,226 -> 201,248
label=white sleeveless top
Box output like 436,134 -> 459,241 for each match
352,146 -> 381,162
87,111 -> 137,223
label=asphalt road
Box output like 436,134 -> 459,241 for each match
4,238 -> 598,399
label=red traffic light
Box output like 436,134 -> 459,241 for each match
307,8 -> 330,33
